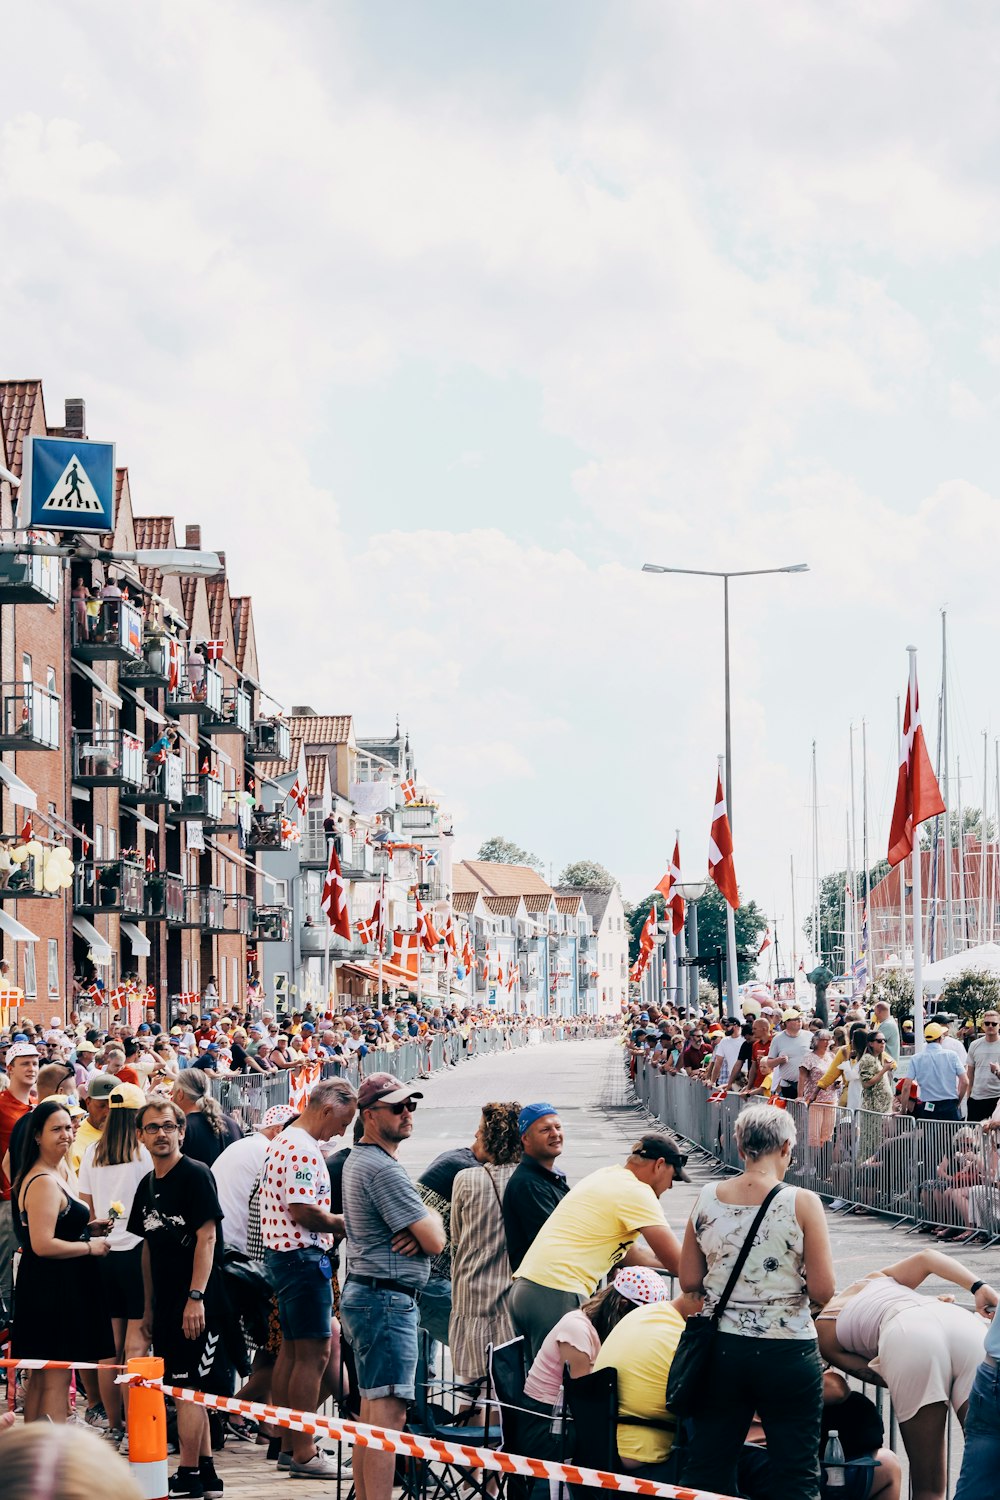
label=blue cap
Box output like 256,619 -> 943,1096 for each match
301,1023 -> 315,1033
205,1042 -> 219,1052
519,1102 -> 558,1136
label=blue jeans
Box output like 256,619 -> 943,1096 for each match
954,1359 -> 1000,1500
339,1279 -> 420,1401
265,1247 -> 333,1341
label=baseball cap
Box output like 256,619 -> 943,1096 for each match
630,1132 -> 691,1181
108,1082 -> 147,1110
85,1073 -> 120,1100
518,1102 -> 558,1136
301,1023 -> 315,1033
613,1267 -> 671,1304
782,1009 -> 801,1021
6,1042 -> 39,1062
255,1104 -> 296,1131
924,1022 -> 946,1041
357,1072 -> 423,1109
39,1093 -> 83,1117
74,1039 -> 98,1054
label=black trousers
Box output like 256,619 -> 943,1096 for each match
680,1333 -> 824,1500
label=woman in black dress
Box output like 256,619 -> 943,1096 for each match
12,1099 -> 115,1421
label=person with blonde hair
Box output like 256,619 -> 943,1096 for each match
2,1423 -> 141,1500
172,1068 -> 240,1167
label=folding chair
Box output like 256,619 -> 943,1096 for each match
486,1337 -> 530,1500
403,1328 -> 494,1500
561,1367 -> 618,1500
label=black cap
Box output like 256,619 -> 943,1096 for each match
630,1132 -> 690,1182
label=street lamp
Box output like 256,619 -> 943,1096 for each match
0,541 -> 224,578
642,561 -> 808,1013
675,879 -> 709,1015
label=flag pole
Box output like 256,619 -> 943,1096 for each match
377,872 -> 385,1010
908,646 -> 926,1054
720,753 -> 741,1018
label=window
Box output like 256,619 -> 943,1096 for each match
20,651 -> 31,683
272,879 -> 288,904
23,945 -> 36,998
95,699 -> 103,731
274,971 -> 288,998
47,938 -> 59,997
46,667 -> 56,695
107,826 -> 117,860
94,825 -> 104,859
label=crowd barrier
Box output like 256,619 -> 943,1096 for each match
212,1021 -> 614,1128
636,1063 -> 1000,1241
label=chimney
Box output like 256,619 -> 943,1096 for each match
63,398 -> 86,438
185,525 -> 201,549
216,551 -> 226,571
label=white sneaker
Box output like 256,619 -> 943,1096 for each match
288,1451 -> 344,1480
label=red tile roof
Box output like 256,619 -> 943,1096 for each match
451,891 -> 480,914
484,895 -> 522,916
288,714 -> 353,746
231,597 -> 252,671
179,575 -> 197,623
206,577 -> 229,640
454,860 -> 553,899
0,380 -> 44,477
523,893 -> 555,913
555,895 -> 583,915
306,754 -> 329,798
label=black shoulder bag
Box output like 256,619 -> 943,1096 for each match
665,1184 -> 783,1418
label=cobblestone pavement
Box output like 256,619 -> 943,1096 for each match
214,1037 -> 988,1496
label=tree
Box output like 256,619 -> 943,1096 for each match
558,859 -> 616,890
625,884 -> 767,983
475,835 -> 543,872
869,968 -> 913,1026
804,863 -> 890,970
936,969 -> 1000,1026
920,807 -> 996,849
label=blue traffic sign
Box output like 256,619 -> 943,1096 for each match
22,436 -> 116,533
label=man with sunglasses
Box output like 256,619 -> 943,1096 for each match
966,1011 -> 1000,1122
340,1073 -> 445,1500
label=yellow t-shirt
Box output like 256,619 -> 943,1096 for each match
513,1165 -> 664,1295
593,1302 -> 684,1465
71,1117 -> 103,1175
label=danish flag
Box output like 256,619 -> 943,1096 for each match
415,896 -> 441,952
321,840 -> 351,941
288,778 -> 307,815
167,638 -> 181,692
656,839 -> 686,935
443,913 -> 458,956
205,640 -> 225,662
146,850 -> 156,873
19,818 -> 32,844
390,929 -> 420,978
708,770 -> 739,909
888,662 -> 945,867
758,928 -> 772,956
462,930 -> 474,974
355,913 -> 378,946
400,776 -> 417,805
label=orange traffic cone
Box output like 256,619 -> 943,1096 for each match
127,1356 -> 168,1500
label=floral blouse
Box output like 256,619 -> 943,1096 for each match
693,1183 -> 814,1340
859,1052 -> 893,1113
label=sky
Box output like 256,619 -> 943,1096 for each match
4,1 -> 1000,967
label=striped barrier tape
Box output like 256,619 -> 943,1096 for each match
124,1379 -> 739,1500
0,1357 -> 127,1371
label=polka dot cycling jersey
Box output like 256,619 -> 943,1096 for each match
260,1125 -> 333,1250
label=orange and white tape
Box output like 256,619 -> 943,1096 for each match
129,1380 -> 738,1500
0,1357 -> 126,1371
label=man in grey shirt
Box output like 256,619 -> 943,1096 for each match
872,1000 -> 900,1061
966,1011 -> 1000,1121
341,1073 -> 445,1500
766,1011 -> 812,1100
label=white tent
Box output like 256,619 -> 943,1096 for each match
920,943 -> 1000,995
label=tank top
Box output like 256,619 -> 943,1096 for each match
835,1278 -> 924,1359
693,1182 -> 813,1339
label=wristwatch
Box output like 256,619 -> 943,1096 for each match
187,1290 -> 205,1302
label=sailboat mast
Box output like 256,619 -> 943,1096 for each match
982,732 -> 989,946
812,742 -> 820,967
942,610 -> 954,957
845,813 -> 854,976
790,853 -> 798,985
957,751 -> 968,947
849,725 -> 858,974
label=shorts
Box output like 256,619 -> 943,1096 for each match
339,1278 -> 420,1401
872,1301 -> 985,1423
99,1244 -> 145,1321
265,1247 -> 333,1342
154,1313 -> 232,1396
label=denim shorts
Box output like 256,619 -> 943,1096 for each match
265,1247 -> 333,1342
339,1278 -> 420,1400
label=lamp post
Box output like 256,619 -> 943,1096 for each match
675,879 -> 708,1015
642,561 -> 808,1013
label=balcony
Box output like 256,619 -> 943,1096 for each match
118,631 -> 178,691
74,858 -> 145,916
144,871 -> 185,924
254,904 -> 292,942
121,750 -> 184,808
339,834 -> 378,879
0,681 -> 60,750
72,598 -> 144,663
73,729 -> 144,790
166,665 -> 223,719
223,893 -> 254,937
400,806 -> 439,834
0,853 -> 59,901
205,685 -> 252,737
0,549 -> 60,605
247,809 -> 285,852
250,717 -> 291,762
180,884 -> 225,930
169,772 -> 224,825
301,829 -> 331,866
300,920 -> 327,955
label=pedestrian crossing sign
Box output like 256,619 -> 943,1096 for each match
22,435 -> 116,533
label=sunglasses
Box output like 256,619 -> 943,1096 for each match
373,1099 -> 418,1115
871,1037 -> 885,1044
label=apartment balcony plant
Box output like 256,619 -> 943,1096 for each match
166,664 -> 223,718
180,884 -> 225,930
253,904 -> 292,943
71,598 -> 144,663
74,858 -> 145,916
0,681 -> 60,750
121,751 -> 184,809
205,685 -> 252,737
249,716 -> 291,762
73,728 -> 144,791
0,548 -> 60,604
143,871 -> 185,924
170,772 -> 224,825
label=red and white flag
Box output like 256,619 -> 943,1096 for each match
656,838 -> 685,935
757,928 -> 772,956
443,913 -> 458,956
355,913 -> 378,946
708,771 -> 739,909
146,850 -> 156,873
640,902 -> 657,958
390,929 -> 420,978
19,818 -> 32,844
414,896 -> 441,952
462,929 -> 474,975
888,664 -> 945,867
372,876 -> 386,951
400,776 -> 417,805
287,777 -> 307,815
321,840 -> 351,941
205,640 -> 225,662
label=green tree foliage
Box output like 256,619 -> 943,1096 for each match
558,859 -> 616,890
936,969 -> 1000,1025
869,968 -> 913,1026
804,863 -> 891,970
475,835 -> 543,872
625,884 -> 767,983
920,808 -> 996,849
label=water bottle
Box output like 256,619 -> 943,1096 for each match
550,1389 -> 565,1438
823,1429 -> 846,1489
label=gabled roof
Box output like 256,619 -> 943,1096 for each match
0,380 -> 44,477
483,895 -> 523,917
451,890 -> 480,915
206,577 -> 229,639
556,886 -> 614,927
555,894 -> 584,915
523,893 -> 556,914
134,516 -> 176,600
455,859 -> 553,898
179,574 -> 197,622
306,754 -> 329,798
231,597 -> 252,672
288,714 -> 353,747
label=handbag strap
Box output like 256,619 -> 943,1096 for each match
710,1184 -> 784,1326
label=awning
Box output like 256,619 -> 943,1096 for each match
121,922 -> 151,957
72,915 -> 113,966
204,835 -> 281,889
0,762 -> 37,811
71,660 -> 123,710
0,909 -> 38,944
120,807 -> 160,835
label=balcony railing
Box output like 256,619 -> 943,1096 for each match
250,717 -> 291,762
72,598 -> 144,662
170,773 -> 224,824
339,834 -> 378,879
166,664 -> 223,718
74,858 -> 145,916
0,853 -> 59,900
121,751 -> 184,808
180,884 -> 225,930
300,921 -> 327,955
206,686 -> 252,737
253,904 -> 292,942
144,871 -> 185,924
248,810 -> 285,851
73,729 -> 144,790
0,682 -> 60,750
301,829 -> 331,865
118,631 -> 178,690
400,806 -> 439,833
224,893 -> 254,936
0,549 -> 60,605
